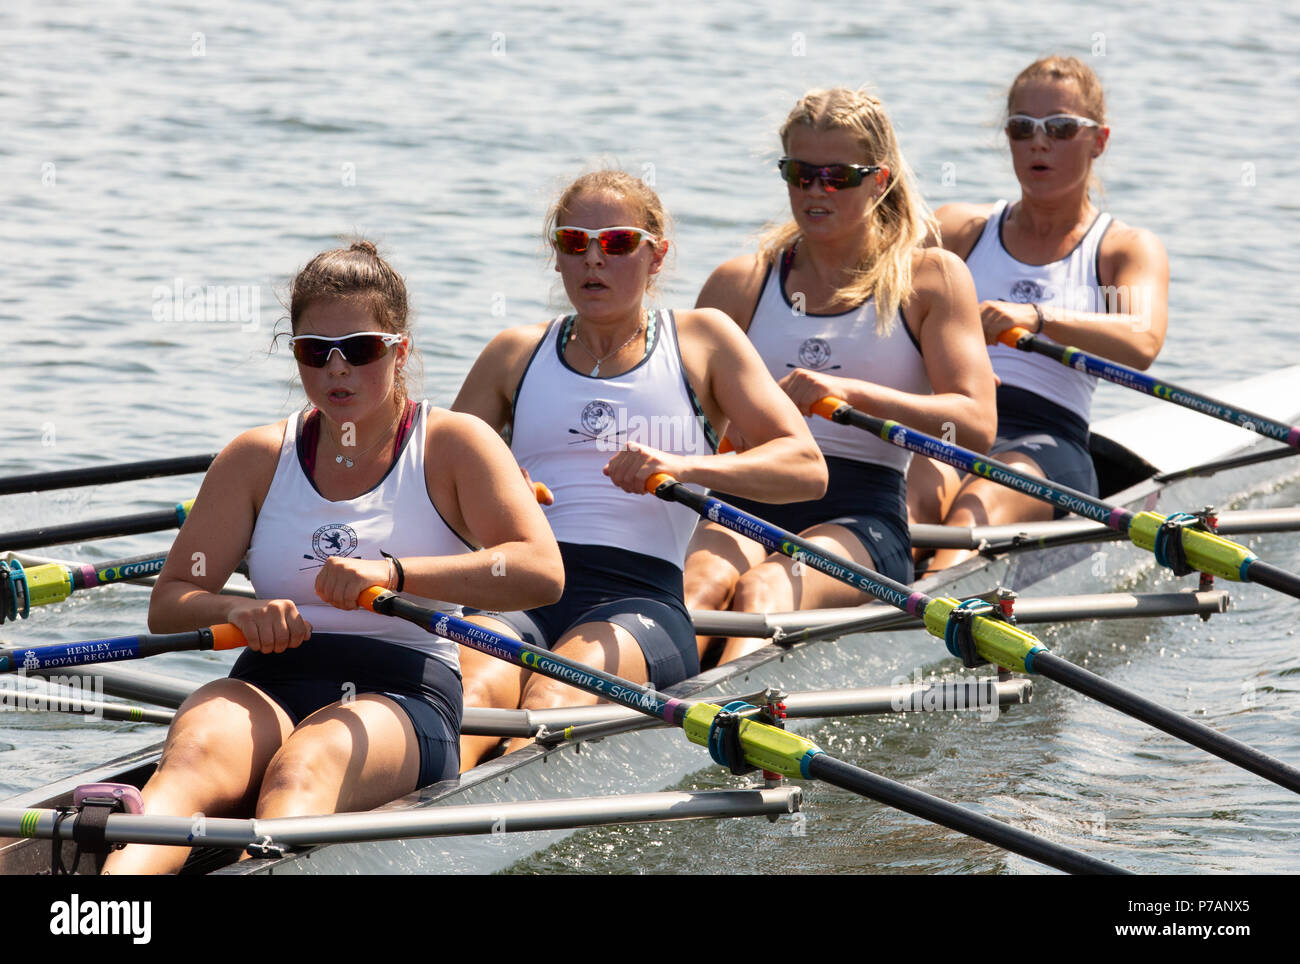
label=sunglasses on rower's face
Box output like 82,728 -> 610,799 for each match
289,332 -> 405,368
778,158 -> 883,192
1005,113 -> 1100,141
553,226 -> 657,256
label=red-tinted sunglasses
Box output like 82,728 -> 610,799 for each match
553,226 -> 657,256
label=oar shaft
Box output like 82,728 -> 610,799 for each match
1031,652 -> 1300,793
805,754 -> 1125,874
0,501 -> 193,552
0,454 -> 214,496
0,625 -> 244,673
813,399 -> 1128,530
1000,328 -> 1300,447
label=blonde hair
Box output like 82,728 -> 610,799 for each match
758,88 -> 935,334
544,169 -> 672,298
1006,56 -> 1108,200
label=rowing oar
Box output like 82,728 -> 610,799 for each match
0,500 -> 194,553
0,624 -> 245,674
806,398 -> 1300,601
646,473 -> 1300,797
0,552 -> 168,624
0,454 -> 215,497
357,588 -> 1124,874
998,327 -> 1300,448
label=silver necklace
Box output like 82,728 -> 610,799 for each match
572,316 -> 644,376
326,405 -> 402,468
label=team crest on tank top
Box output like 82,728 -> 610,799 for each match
573,399 -> 620,446
306,523 -> 359,569
1009,279 -> 1048,303
795,337 -> 839,371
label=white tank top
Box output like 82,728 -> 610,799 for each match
967,200 -> 1113,421
246,401 -> 470,671
746,251 -> 930,472
510,310 -> 716,566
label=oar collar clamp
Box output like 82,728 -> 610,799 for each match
0,560 -> 29,624
1153,512 -> 1205,577
707,701 -> 761,776
944,599 -> 999,669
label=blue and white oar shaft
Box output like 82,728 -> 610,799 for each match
998,327 -> 1300,448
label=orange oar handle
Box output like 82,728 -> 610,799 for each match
209,624 -> 248,650
717,436 -> 735,454
645,472 -> 677,493
998,326 -> 1033,349
358,586 -> 390,612
811,396 -> 846,420
533,481 -> 554,504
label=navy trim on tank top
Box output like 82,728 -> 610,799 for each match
508,325 -> 552,436
665,309 -> 720,453
296,400 -> 417,497
773,242 -> 923,355
995,203 -> 1107,268
555,311 -> 661,380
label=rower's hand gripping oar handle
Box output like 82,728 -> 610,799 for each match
997,326 -> 1036,350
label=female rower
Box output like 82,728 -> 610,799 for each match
452,170 -> 826,769
683,87 -> 996,663
914,56 -> 1169,569
103,241 -> 562,873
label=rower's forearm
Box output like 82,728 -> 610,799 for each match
147,579 -> 246,633
678,439 -> 827,503
399,544 -> 564,612
1038,308 -> 1162,370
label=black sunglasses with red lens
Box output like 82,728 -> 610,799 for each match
778,157 -> 883,192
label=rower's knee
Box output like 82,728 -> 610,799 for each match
683,555 -> 738,611
257,741 -> 343,816
731,563 -> 793,615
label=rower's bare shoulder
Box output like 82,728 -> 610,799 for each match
695,253 -> 768,329
478,320 -> 551,370
426,406 -> 508,452
674,305 -> 751,351
1099,217 -> 1169,273
932,202 -> 997,257
216,422 -> 285,483
192,420 -> 285,520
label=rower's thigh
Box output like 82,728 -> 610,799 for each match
459,615 -> 529,710
734,523 -> 880,612
948,452 -> 1055,527
907,455 -> 965,525
520,622 -> 648,709
684,522 -> 768,611
150,677 -> 295,814
259,694 -> 423,815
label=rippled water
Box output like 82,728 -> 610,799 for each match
2,0 -> 1298,872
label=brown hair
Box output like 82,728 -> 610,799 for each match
544,170 -> 673,297
289,240 -> 416,404
1006,55 -> 1107,125
758,88 -> 935,333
